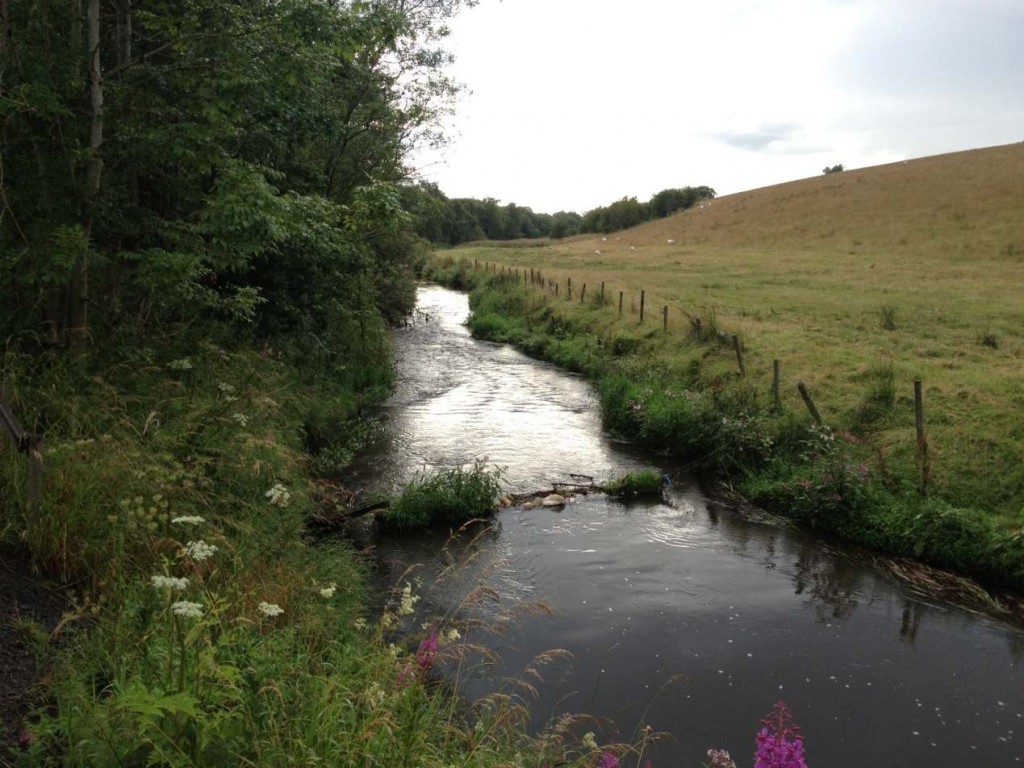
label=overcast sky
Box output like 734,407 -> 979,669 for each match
411,0 -> 1024,214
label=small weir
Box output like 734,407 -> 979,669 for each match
343,285 -> 1024,767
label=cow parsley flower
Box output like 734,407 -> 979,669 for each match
319,583 -> 337,599
172,516 -> 205,526
258,602 -> 284,618
265,483 -> 291,507
232,413 -> 250,428
445,628 -> 461,642
397,582 -> 419,616
151,575 -> 190,591
168,358 -> 193,371
183,540 -> 218,561
171,601 -> 204,619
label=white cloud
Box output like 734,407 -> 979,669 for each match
411,0 -> 1024,213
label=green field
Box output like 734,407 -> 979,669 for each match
442,143 -> 1024,523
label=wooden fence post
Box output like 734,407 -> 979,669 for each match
772,359 -> 781,411
639,290 -> 645,322
732,335 -> 746,377
797,382 -> 822,424
600,281 -> 605,300
662,305 -> 668,332
618,291 -> 623,316
581,284 -> 587,303
915,379 -> 929,496
567,277 -> 572,300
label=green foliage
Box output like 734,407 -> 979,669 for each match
603,468 -> 664,497
382,462 -> 503,529
822,164 -> 845,174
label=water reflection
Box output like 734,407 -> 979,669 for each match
792,546 -> 862,622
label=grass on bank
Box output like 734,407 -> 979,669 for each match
0,342 -> 636,767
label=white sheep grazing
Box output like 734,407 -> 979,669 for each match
667,239 -> 676,245
602,237 -> 607,242
630,246 -> 636,251
594,249 -> 602,255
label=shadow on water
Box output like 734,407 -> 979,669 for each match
347,285 -> 1024,768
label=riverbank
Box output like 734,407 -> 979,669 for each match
0,340 -> 618,766
426,258 -> 1024,594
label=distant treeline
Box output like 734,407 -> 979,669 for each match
400,183 -> 716,246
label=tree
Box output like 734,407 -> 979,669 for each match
822,164 -> 845,175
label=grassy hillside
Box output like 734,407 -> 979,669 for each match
446,143 -> 1024,519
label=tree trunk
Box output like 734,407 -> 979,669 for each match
70,0 -> 103,348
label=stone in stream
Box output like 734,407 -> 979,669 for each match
540,494 -> 566,507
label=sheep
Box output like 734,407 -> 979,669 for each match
630,246 -> 636,251
594,249 -> 602,255
667,239 -> 676,245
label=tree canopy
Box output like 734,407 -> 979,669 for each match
1,0 -> 472,362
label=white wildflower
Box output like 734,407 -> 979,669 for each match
217,382 -> 235,394
445,628 -> 461,642
319,583 -> 337,599
151,575 -> 190,592
366,682 -> 385,709
232,413 -> 249,428
168,358 -> 193,371
354,617 -> 368,631
397,582 -> 419,616
380,611 -> 397,630
183,540 -> 218,561
171,516 -> 205,526
171,601 -> 204,619
582,732 -> 598,750
265,483 -> 291,508
258,602 -> 284,618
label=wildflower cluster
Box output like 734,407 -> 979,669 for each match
717,412 -> 773,465
754,701 -> 809,768
232,413 -> 250,428
183,540 -> 218,561
266,483 -> 291,507
151,575 -> 190,592
171,601 -> 204,620
172,515 -> 205,526
109,494 -> 168,534
167,358 -> 193,371
258,602 -> 284,618
397,582 -> 419,616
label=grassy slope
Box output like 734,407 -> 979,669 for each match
450,143 -> 1024,519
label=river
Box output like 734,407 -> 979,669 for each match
343,285 -> 1024,767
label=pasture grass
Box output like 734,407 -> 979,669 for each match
429,144 -> 1024,587
444,143 -> 1024,522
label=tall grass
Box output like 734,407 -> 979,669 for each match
382,462 -> 504,529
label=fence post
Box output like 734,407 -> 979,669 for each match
662,305 -> 668,332
555,282 -> 559,297
772,359 -> 781,411
915,379 -> 929,496
618,291 -> 623,316
567,277 -> 572,300
797,382 -> 822,424
581,284 -> 587,303
732,335 -> 746,377
600,281 -> 605,301
639,290 -> 645,322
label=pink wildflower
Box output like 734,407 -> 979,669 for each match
416,629 -> 438,670
754,700 -> 809,768
597,751 -> 619,768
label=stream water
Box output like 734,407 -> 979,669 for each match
344,285 -> 1024,767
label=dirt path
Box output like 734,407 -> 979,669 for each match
0,546 -> 67,757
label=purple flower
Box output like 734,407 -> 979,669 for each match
753,701 -> 809,768
597,751 -> 619,768
416,630 -> 438,670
